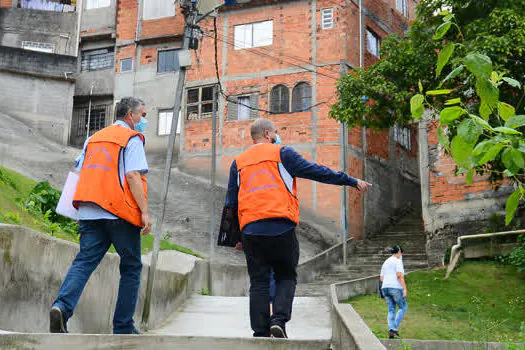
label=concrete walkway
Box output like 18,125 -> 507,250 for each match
152,295 -> 332,341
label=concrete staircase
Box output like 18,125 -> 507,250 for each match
296,211 -> 428,297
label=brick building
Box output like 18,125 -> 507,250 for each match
179,0 -> 420,243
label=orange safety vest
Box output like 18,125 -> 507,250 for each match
73,124 -> 148,228
236,143 -> 299,231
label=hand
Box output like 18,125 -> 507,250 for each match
403,289 -> 407,298
356,179 -> 372,192
141,212 -> 152,236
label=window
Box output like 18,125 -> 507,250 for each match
86,0 -> 110,10
366,29 -> 380,57
81,48 -> 114,71
321,8 -> 334,29
237,96 -> 251,121
396,0 -> 409,17
22,41 -> 55,54
158,49 -> 179,73
270,85 -> 290,114
186,86 -> 218,120
120,58 -> 133,73
394,125 -> 411,151
143,0 -> 175,20
292,83 -> 312,112
234,20 -> 273,50
158,110 -> 181,135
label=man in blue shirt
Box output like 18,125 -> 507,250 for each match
226,118 -> 372,338
50,97 -> 151,335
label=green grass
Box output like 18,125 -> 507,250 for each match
0,167 -> 202,258
347,261 -> 525,342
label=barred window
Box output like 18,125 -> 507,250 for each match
394,125 -> 411,151
186,86 -> 218,120
81,48 -> 114,72
321,8 -> 334,29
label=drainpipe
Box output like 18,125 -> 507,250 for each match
74,0 -> 83,56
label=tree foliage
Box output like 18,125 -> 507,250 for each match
330,0 -> 525,130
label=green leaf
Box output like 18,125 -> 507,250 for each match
502,77 -> 521,89
466,169 -> 474,185
426,89 -> 452,95
445,98 -> 461,106
440,65 -> 464,87
498,102 -> 515,121
418,80 -> 423,93
476,79 -> 499,109
477,143 -> 505,166
505,189 -> 521,226
490,71 -> 499,84
433,22 -> 452,40
439,10 -> 451,16
502,148 -> 525,175
493,127 -> 522,135
479,102 -> 492,120
443,14 -> 454,22
473,139 -> 495,156
463,53 -> 493,78
469,114 -> 494,131
504,115 -> 525,129
436,43 -> 455,77
410,94 -> 425,119
457,119 -> 482,144
451,136 -> 475,168
437,125 -> 449,149
440,106 -> 465,125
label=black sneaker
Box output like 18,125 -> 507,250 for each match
393,330 -> 401,338
388,329 -> 395,339
50,306 -> 68,333
270,324 -> 288,339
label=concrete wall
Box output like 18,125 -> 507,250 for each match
0,224 -> 207,333
0,8 -> 78,56
330,285 -> 386,350
114,44 -> 183,153
0,68 -> 74,145
80,0 -> 116,35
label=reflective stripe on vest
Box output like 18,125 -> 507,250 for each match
72,124 -> 147,227
236,143 -> 299,231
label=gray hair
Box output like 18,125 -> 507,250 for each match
115,97 -> 145,119
251,118 -> 275,140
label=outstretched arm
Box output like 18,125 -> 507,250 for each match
280,147 -> 372,191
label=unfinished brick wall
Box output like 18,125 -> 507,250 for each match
0,0 -> 12,8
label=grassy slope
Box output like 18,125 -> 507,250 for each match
348,261 -> 525,342
0,167 -> 202,258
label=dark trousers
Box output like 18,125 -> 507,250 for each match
242,228 -> 299,337
53,219 -> 142,334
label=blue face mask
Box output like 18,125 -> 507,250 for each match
274,134 -> 282,145
134,117 -> 148,132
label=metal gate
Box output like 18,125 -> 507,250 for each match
70,104 -> 113,147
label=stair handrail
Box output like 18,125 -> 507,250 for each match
445,229 -> 525,279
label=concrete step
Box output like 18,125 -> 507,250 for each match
0,333 -> 331,350
152,296 -> 332,341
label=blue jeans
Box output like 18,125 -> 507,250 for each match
53,219 -> 142,334
382,288 -> 408,331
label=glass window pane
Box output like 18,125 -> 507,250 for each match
202,86 -> 214,102
234,24 -> 253,49
187,105 -> 199,120
238,96 -> 250,120
253,21 -> 273,47
187,89 -> 199,104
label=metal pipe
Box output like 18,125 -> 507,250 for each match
210,85 -> 218,257
141,5 -> 195,331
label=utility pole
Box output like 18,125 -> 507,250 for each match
140,0 -> 199,331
